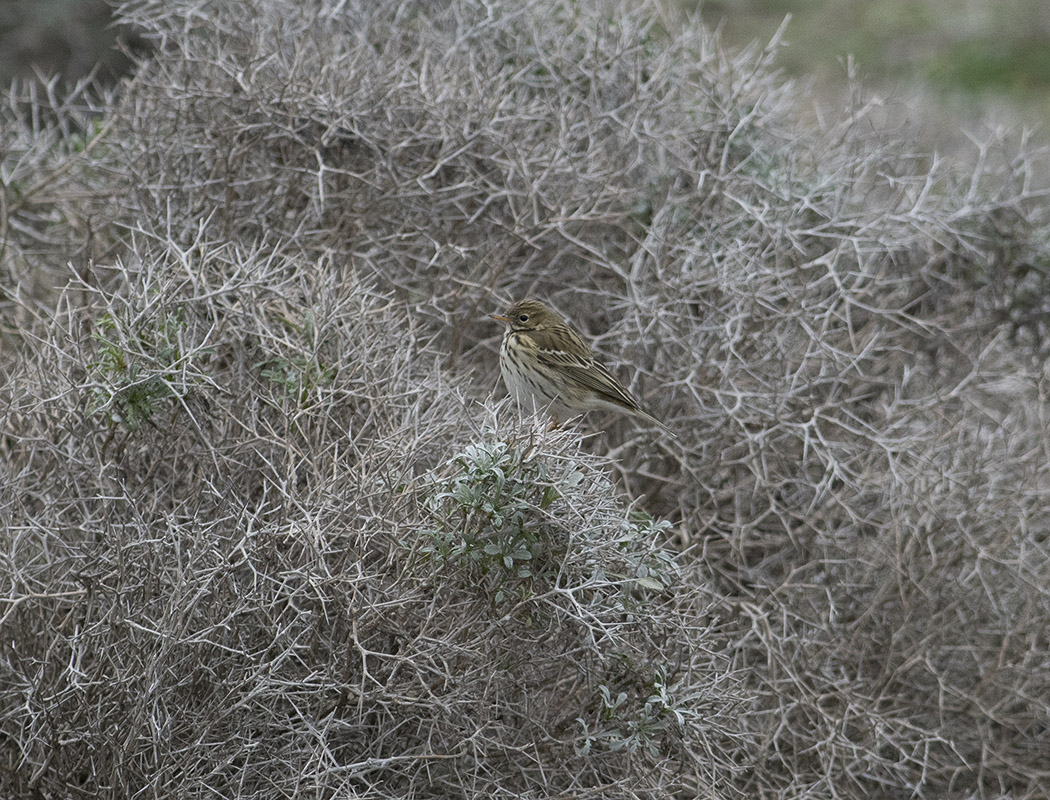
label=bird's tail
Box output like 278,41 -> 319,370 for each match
634,408 -> 678,439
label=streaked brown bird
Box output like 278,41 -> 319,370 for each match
490,299 -> 675,437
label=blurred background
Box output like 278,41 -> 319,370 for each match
3,0 -> 1050,143
0,0 -> 144,86
698,0 -> 1050,141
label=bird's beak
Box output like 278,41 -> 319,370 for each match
490,314 -> 511,324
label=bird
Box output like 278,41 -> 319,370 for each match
490,299 -> 675,437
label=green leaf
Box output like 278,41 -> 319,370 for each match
634,576 -> 665,591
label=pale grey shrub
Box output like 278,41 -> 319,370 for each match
2,0 -> 1050,797
0,240 -> 744,797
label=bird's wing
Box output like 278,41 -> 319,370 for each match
531,326 -> 677,437
533,345 -> 642,411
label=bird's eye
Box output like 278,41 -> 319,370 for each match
518,314 -> 529,322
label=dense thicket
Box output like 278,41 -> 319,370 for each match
2,1 -> 1049,797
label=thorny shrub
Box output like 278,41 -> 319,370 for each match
2,0 -> 1050,797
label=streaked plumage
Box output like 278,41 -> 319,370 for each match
490,299 -> 675,437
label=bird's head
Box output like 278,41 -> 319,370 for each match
490,299 -> 562,332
